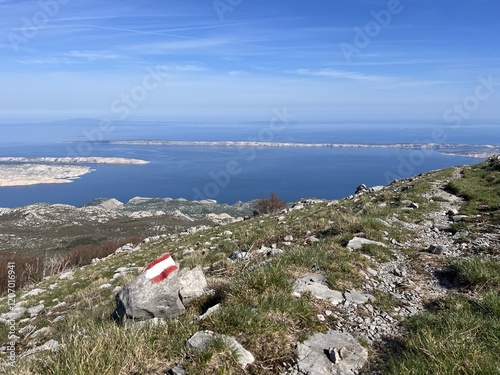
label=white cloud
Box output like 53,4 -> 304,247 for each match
288,68 -> 387,82
66,50 -> 121,61
228,70 -> 250,76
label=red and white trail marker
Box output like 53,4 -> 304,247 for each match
144,253 -> 178,284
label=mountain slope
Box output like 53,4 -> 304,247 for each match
1,157 -> 499,374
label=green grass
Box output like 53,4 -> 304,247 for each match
450,257 -> 500,291
385,294 -> 500,375
384,158 -> 500,375
446,160 -> 500,221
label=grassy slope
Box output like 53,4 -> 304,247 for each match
386,158 -> 500,375
0,159 -> 498,374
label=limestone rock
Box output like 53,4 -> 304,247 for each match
112,254 -> 185,322
21,288 -> 45,299
293,274 -> 344,305
58,271 -> 74,280
27,304 -> 45,317
344,289 -> 374,305
187,330 -> 255,369
178,266 -> 208,304
197,303 -> 221,321
297,331 -> 368,375
347,237 -> 387,251
22,339 -> 60,357
0,306 -> 27,322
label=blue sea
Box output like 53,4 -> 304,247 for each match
0,121 -> 498,208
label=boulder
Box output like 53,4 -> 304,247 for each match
297,331 -> 368,375
112,253 -> 185,322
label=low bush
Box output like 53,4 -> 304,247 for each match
253,192 -> 287,216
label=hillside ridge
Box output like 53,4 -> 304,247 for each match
1,157 -> 499,374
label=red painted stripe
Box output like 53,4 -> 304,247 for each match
145,253 -> 171,271
151,265 -> 178,284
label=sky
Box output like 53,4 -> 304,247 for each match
0,0 -> 499,123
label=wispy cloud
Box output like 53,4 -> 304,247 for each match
66,50 -> 121,61
162,65 -> 207,72
287,68 -> 387,82
287,68 -> 450,89
227,70 -> 250,76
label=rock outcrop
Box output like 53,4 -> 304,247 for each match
112,254 -> 209,322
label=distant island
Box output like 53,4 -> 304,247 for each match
0,157 -> 149,187
0,157 -> 149,165
110,140 -> 500,158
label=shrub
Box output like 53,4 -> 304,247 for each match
0,237 -> 142,295
253,192 -> 287,216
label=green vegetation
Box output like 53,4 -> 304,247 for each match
450,257 -> 500,290
385,157 -> 500,375
386,294 -> 500,375
446,158 -> 500,222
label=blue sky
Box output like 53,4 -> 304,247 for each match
1,0 -> 499,123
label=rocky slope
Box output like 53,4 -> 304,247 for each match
0,157 -> 498,374
0,198 -> 254,254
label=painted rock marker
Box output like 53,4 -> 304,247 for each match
144,253 -> 178,283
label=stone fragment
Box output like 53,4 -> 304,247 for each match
293,274 -> 344,305
22,340 -> 60,357
297,331 -> 368,375
344,290 -> 374,305
0,306 -> 27,322
187,331 -> 255,369
346,237 -> 387,251
30,327 -> 51,339
197,304 -> 221,321
21,289 -> 45,299
58,271 -> 74,280
28,304 -> 45,317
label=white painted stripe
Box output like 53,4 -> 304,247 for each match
145,257 -> 176,279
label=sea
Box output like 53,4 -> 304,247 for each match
0,120 -> 498,208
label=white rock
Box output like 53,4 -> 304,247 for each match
21,288 -> 45,299
346,237 -> 387,251
28,304 -> 45,317
0,306 -> 27,321
30,326 -> 51,339
58,271 -> 74,280
197,304 -> 221,321
22,339 -> 60,357
51,316 -> 65,324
